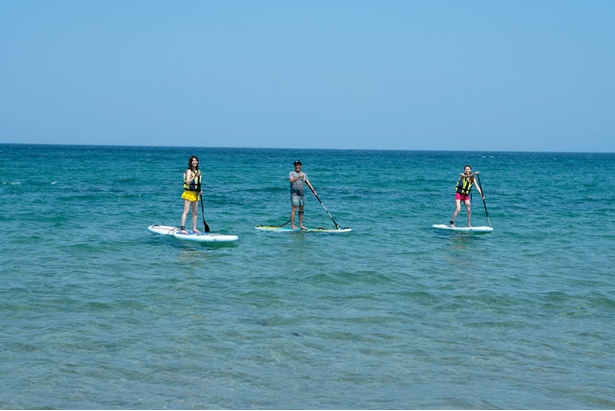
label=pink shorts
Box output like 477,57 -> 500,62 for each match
456,192 -> 470,202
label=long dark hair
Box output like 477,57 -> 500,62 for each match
188,155 -> 199,171
463,164 -> 475,182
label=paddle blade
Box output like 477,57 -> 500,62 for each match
199,195 -> 210,232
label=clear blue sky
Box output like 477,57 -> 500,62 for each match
1,0 -> 614,152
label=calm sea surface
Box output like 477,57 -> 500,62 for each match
1,144 -> 614,409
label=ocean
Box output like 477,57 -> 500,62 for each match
1,144 -> 614,409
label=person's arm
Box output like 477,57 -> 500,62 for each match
305,178 -> 316,196
289,172 -> 303,183
474,172 -> 484,198
185,170 -> 202,194
474,177 -> 484,198
195,171 -> 202,194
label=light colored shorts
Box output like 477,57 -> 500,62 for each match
182,190 -> 199,202
291,195 -> 304,207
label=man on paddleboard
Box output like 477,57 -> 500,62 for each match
289,160 -> 316,229
450,164 -> 484,227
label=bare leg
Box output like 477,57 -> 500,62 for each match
191,201 -> 199,232
465,201 -> 472,227
180,199 -> 191,233
290,205 -> 298,229
298,206 -> 306,229
450,199 -> 462,226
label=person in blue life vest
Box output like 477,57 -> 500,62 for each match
289,160 -> 316,229
450,164 -> 484,227
180,155 -> 202,234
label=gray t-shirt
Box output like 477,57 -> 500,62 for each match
289,171 -> 308,196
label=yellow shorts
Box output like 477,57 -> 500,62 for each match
181,190 -> 199,202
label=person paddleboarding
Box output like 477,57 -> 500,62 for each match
180,155 -> 202,234
450,164 -> 484,228
289,160 -> 316,230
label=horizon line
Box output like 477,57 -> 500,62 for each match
1,141 -> 613,155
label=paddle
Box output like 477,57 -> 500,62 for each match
278,219 -> 291,227
199,194 -> 210,233
306,184 -> 343,229
257,219 -> 290,229
475,173 -> 491,227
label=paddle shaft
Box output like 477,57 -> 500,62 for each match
476,173 -> 491,227
199,193 -> 210,232
307,185 -> 341,229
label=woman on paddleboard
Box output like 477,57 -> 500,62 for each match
289,160 -> 316,229
450,164 -> 484,227
180,155 -> 202,234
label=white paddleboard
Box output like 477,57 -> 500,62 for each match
148,225 -> 238,243
432,224 -> 493,233
255,225 -> 352,233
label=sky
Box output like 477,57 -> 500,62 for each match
1,0 -> 614,152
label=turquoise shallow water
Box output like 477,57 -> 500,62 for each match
1,144 -> 614,409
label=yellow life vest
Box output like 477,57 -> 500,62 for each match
183,169 -> 201,192
456,176 -> 474,195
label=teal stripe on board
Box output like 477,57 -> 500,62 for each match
1,144 -> 614,409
